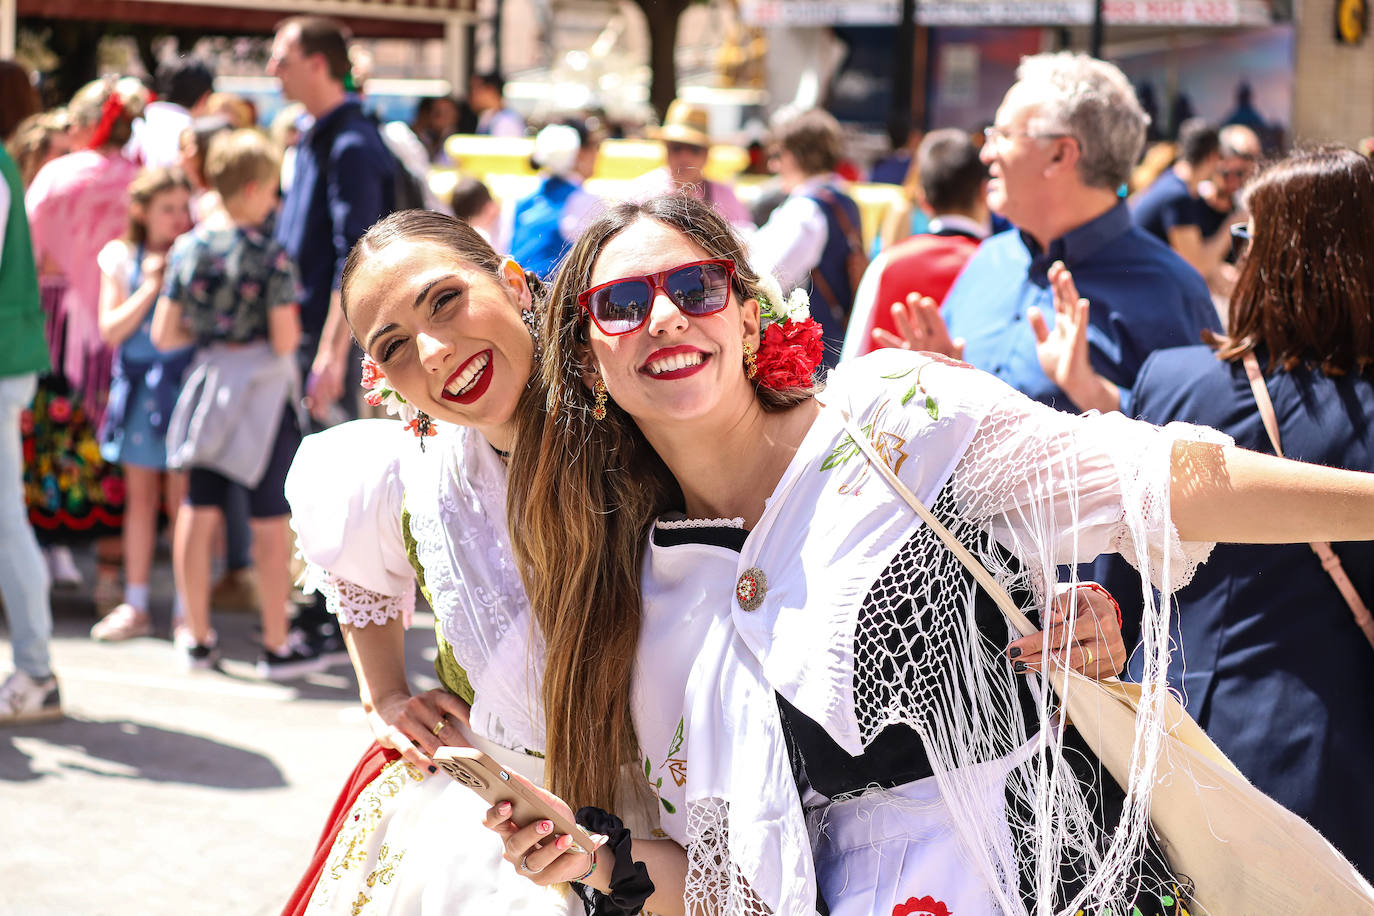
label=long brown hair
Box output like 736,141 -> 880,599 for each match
1215,146 -> 1374,376
125,167 -> 191,247
506,195 -> 813,810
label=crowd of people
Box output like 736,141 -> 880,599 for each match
3,15 -> 1374,916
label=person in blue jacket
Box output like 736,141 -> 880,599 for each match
1033,145 -> 1374,881
509,121 -> 600,280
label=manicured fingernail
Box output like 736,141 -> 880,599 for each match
498,802 -> 512,815
428,765 -> 437,774
538,820 -> 552,834
1013,661 -> 1028,673
556,835 -> 572,850
1008,646 -> 1022,658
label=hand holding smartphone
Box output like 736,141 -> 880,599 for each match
434,746 -> 596,855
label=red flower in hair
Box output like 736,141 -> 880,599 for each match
360,354 -> 385,391
892,896 -> 952,916
754,317 -> 825,390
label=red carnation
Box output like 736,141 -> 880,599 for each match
360,354 -> 385,390
363,388 -> 385,407
47,396 -> 71,424
892,896 -> 952,916
754,318 -> 824,390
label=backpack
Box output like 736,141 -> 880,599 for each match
386,146 -> 429,213
814,187 -> 869,293
367,112 -> 434,213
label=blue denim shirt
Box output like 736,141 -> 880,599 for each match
274,99 -> 394,339
942,200 -> 1218,412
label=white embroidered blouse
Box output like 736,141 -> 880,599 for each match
285,419 -> 545,755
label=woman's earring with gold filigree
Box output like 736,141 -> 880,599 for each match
592,378 -> 608,421
743,339 -> 758,380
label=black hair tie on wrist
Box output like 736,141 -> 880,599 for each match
573,806 -> 655,915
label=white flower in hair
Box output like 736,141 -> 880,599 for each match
755,274 -> 813,326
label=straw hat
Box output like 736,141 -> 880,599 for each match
651,100 -> 712,149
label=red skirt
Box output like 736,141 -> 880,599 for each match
281,742 -> 401,916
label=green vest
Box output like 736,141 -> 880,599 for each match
0,146 -> 48,379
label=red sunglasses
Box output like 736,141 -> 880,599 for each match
577,258 -> 737,336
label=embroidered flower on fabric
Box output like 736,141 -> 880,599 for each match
892,896 -> 953,916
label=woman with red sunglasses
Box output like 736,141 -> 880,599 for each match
493,194 -> 1374,916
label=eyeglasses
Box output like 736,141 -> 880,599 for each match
982,126 -> 1070,146
578,259 -> 737,336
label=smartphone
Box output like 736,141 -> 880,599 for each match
433,746 -> 596,855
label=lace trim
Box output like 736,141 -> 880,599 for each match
303,566 -> 415,629
656,516 -> 746,530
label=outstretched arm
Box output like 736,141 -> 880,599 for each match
1172,440 -> 1374,545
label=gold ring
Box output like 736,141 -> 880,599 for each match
1084,646 -> 1095,667
431,719 -> 447,737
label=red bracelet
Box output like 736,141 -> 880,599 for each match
1078,581 -> 1122,628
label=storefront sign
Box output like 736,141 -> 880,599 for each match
739,0 -> 1270,26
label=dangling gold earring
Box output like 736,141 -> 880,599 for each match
743,339 -> 758,380
592,378 -> 608,421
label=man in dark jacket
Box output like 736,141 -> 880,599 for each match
269,15 -> 395,425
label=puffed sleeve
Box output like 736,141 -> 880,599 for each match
286,419 -> 417,628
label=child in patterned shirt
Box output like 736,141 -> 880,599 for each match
151,128 -> 324,680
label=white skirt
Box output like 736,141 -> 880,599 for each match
307,732 -> 579,915
810,737 -> 1038,916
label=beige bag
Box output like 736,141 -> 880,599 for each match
839,410 -> 1374,916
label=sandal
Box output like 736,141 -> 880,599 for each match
90,603 -> 153,642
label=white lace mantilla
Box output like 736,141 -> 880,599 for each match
668,350 -> 1233,916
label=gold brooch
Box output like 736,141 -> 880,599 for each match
735,567 -> 768,612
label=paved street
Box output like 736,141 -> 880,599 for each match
0,553 -> 438,916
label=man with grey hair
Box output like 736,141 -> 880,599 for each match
939,52 -> 1218,411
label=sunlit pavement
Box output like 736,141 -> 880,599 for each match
0,553 -> 438,915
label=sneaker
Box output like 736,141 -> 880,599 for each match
306,616 -> 349,664
91,604 -> 153,642
0,671 -> 63,724
257,629 -> 332,681
177,630 -> 220,671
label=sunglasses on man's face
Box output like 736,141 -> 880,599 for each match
578,259 -> 737,336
